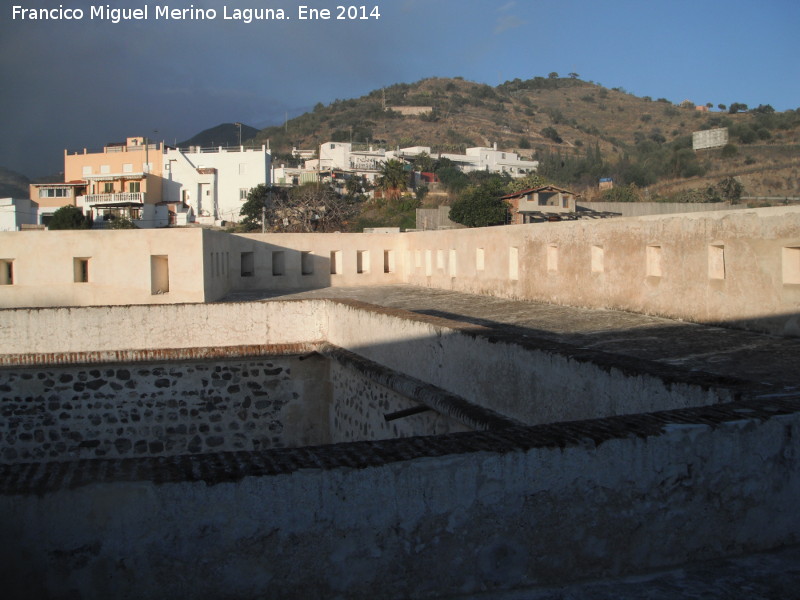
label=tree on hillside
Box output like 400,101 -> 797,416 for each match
506,173 -> 548,194
449,177 -> 510,228
48,205 -> 91,230
568,72 -> 580,79
548,72 -> 559,79
729,102 -> 748,114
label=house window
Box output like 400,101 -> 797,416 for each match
507,247 -> 518,280
301,251 -> 313,275
646,245 -> 662,278
783,247 -> 800,284
330,250 -> 342,275
82,166 -> 92,176
123,163 -> 133,173
272,251 -> 285,276
357,250 -> 370,274
239,163 -> 248,175
151,256 -> 169,294
240,188 -> 249,201
384,250 -> 395,274
73,258 -> 90,283
241,252 -> 254,277
103,183 -> 114,194
100,165 -> 111,174
547,245 -> 559,272
0,260 -> 13,285
38,188 -> 69,198
129,182 -> 141,193
591,245 -> 605,273
708,245 -> 725,280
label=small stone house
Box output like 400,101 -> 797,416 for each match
502,185 -> 578,224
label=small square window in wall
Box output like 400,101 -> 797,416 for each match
783,247 -> 800,284
415,249 -> 422,269
301,251 -> 314,276
0,260 -> 13,285
476,248 -> 485,272
436,249 -> 445,270
449,249 -> 457,277
547,245 -> 558,272
272,251 -> 285,276
330,250 -> 342,275
591,245 -> 605,273
708,244 -> 725,280
151,255 -> 169,294
509,247 -> 519,280
357,250 -> 370,274
646,245 -> 662,278
384,250 -> 395,274
73,258 -> 89,283
241,252 -> 254,277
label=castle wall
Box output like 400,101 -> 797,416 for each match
1,206 -> 797,335
2,401 -> 797,599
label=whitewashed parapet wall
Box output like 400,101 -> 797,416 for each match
0,207 -> 798,335
399,206 -> 800,336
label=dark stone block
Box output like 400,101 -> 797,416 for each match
148,441 -> 164,453
117,369 -> 131,380
206,436 -> 224,447
86,380 -> 106,391
155,379 -> 171,388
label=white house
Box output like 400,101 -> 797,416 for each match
0,198 -> 39,231
162,145 -> 271,224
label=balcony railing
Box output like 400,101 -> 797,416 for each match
81,192 -> 145,205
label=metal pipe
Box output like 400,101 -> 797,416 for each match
384,405 -> 432,422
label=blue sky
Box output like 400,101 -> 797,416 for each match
1,0 -> 797,177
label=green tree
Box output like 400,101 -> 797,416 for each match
449,177 -> 509,227
239,184 -> 274,231
506,173 -> 547,194
377,159 -> 408,199
48,205 -> 91,230
728,102 -> 748,114
106,216 -> 137,229
548,71 -> 559,79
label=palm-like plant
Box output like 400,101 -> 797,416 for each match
377,159 -> 408,199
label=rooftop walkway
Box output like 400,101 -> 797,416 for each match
223,284 -> 800,397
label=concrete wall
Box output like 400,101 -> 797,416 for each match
578,201 -> 736,217
0,300 -> 737,426
0,206 -> 798,334
1,402 -> 797,599
402,206 -> 800,336
0,229 -> 208,308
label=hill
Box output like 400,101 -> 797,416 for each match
249,76 -> 800,200
0,167 -> 31,198
179,122 -> 259,148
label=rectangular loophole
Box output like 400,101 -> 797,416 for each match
476,248 -> 485,271
783,247 -> 800,284
646,245 -> 662,278
415,249 -> 422,269
330,251 -> 342,275
708,245 -> 725,280
383,250 -> 395,274
436,249 -> 445,270
0,260 -> 13,285
150,255 -> 169,294
509,247 -> 519,280
591,245 -> 604,273
357,250 -> 370,274
240,252 -> 254,277
272,251 -> 285,276
301,251 -> 313,276
547,245 -> 558,272
73,258 -> 89,283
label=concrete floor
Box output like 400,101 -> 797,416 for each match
221,284 -> 800,599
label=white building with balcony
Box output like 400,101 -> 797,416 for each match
162,145 -> 271,224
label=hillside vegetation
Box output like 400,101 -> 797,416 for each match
251,76 -> 800,201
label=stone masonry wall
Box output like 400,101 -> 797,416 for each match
329,360 -> 470,443
0,356 -> 330,463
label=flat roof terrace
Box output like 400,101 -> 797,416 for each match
222,284 -> 800,397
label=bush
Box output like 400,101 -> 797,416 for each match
48,205 -> 91,230
720,143 -> 738,158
